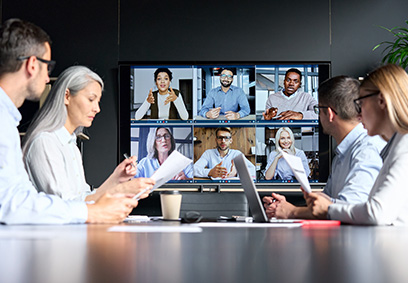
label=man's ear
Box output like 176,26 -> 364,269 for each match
25,56 -> 38,77
328,107 -> 336,122
64,89 -> 70,105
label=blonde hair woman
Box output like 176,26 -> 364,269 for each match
264,127 -> 310,180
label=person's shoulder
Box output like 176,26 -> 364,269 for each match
295,148 -> 306,156
29,131 -> 58,147
138,156 -> 151,165
202,148 -> 216,155
357,133 -> 386,153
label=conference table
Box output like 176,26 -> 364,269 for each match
0,221 -> 407,283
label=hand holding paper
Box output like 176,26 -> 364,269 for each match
279,149 -> 312,193
133,150 -> 192,199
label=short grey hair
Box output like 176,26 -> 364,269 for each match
22,65 -> 104,155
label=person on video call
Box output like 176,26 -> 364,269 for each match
135,68 -> 189,120
264,127 -> 310,181
194,127 -> 255,178
22,65 -> 154,202
135,127 -> 193,180
199,68 -> 250,120
0,18 -> 149,224
263,76 -> 385,220
263,68 -> 318,120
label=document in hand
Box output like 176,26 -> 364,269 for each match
133,151 -> 192,200
151,150 -> 192,190
279,149 -> 312,193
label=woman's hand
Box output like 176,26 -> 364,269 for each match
112,155 -> 137,184
147,88 -> 155,104
172,171 -> 192,180
164,87 -> 178,105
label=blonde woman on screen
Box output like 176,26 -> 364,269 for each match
307,64 -> 408,225
264,127 -> 310,180
22,66 -> 154,201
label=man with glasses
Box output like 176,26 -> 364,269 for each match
263,68 -> 318,120
199,68 -> 250,120
0,18 -> 152,224
194,127 -> 255,178
263,76 -> 386,219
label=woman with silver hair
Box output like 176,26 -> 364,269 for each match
135,127 -> 193,179
264,127 -> 310,180
22,66 -> 153,201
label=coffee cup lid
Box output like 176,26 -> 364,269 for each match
160,190 -> 180,195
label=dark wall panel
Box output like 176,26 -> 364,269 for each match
2,0 -> 119,186
331,0 -> 408,77
119,0 -> 331,62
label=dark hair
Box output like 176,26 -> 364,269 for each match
285,68 -> 302,81
0,18 -> 51,77
220,68 -> 236,76
215,127 -> 232,136
154,68 -> 173,81
318,75 -> 360,121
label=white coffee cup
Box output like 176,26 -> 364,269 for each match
160,191 -> 182,220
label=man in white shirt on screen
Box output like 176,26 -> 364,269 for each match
0,18 -> 153,224
194,127 -> 255,178
263,76 -> 386,219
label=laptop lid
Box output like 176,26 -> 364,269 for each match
234,154 -> 269,223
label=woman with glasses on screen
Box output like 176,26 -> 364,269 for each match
22,66 -> 154,201
135,127 -> 193,180
135,68 -> 189,120
264,127 -> 310,181
307,64 -> 408,225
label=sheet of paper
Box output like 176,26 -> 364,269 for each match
279,149 -> 312,193
194,222 -> 302,228
150,150 -> 192,191
108,225 -> 202,233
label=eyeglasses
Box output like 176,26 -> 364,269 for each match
216,136 -> 232,141
17,56 -> 56,75
155,134 -> 171,141
353,91 -> 380,114
220,74 -> 233,79
314,105 -> 337,115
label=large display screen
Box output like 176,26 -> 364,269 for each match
119,63 -> 331,187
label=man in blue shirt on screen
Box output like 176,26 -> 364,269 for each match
263,76 -> 386,219
199,68 -> 250,120
194,127 -> 255,178
0,18 -> 153,224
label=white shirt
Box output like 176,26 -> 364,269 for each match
24,127 -> 95,201
328,133 -> 408,226
0,87 -> 87,224
135,92 -> 188,120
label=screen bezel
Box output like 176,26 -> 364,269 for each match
118,62 -> 331,189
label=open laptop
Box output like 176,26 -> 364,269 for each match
234,154 -> 301,223
234,154 -> 341,226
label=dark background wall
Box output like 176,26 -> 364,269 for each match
2,0 -> 407,186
